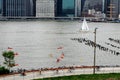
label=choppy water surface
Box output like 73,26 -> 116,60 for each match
0,20 -> 120,69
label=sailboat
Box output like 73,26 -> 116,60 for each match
80,17 -> 89,32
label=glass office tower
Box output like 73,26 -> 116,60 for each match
56,0 -> 75,17
55,0 -> 62,17
62,0 -> 75,17
3,0 -> 34,17
0,0 -> 2,16
104,0 -> 110,18
118,0 -> 120,16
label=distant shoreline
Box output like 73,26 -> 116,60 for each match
0,17 -> 119,23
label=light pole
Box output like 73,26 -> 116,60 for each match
93,28 -> 98,74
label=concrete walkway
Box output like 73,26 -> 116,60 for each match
0,67 -> 120,80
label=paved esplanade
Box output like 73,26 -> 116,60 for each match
0,67 -> 120,80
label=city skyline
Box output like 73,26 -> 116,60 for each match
0,0 -> 119,19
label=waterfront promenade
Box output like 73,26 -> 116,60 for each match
0,66 -> 120,80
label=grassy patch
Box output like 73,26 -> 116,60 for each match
34,73 -> 120,80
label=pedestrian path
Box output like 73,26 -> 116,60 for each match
0,67 -> 120,80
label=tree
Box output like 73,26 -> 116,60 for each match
2,50 -> 15,70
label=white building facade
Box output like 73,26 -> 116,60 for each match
36,0 -> 55,17
75,0 -> 81,17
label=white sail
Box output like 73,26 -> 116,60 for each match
81,18 -> 89,31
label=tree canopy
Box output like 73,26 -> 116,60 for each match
2,50 -> 15,70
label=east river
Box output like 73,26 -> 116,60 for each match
0,20 -> 120,69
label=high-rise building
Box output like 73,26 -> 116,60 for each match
103,0 -> 120,19
3,0 -> 34,17
33,0 -> 36,17
100,0 -> 109,18
0,0 -> 2,16
36,0 -> 55,17
103,0 -> 110,14
119,0 -> 120,17
75,0 -> 81,17
109,0 -> 120,18
81,0 -> 86,16
119,0 -> 120,13
55,0 -> 62,17
55,0 -> 75,17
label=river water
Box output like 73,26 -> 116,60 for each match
0,20 -> 120,69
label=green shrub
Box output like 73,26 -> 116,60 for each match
0,66 -> 9,75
